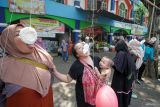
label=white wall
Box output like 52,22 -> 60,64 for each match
80,0 -> 85,10
67,0 -> 74,6
108,0 -> 111,12
108,0 -> 116,14
67,0 -> 85,9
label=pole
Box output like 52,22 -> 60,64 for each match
155,33 -> 159,79
145,0 -> 160,10
148,0 -> 155,39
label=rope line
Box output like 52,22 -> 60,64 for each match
91,0 -> 95,68
0,0 -> 17,73
30,0 -> 33,27
0,0 -> 33,72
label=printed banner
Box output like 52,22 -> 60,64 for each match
131,24 -> 145,35
113,21 -> 147,35
20,18 -> 65,37
8,0 -> 45,15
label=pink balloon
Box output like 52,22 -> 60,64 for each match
96,85 -> 118,107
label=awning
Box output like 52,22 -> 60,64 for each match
81,26 -> 103,35
80,21 -> 92,29
46,15 -> 75,29
111,26 -> 131,34
101,24 -> 110,32
80,20 -> 110,33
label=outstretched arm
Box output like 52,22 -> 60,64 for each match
52,68 -> 72,83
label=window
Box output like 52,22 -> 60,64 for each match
52,0 -> 64,4
97,0 -> 106,10
119,3 -> 127,18
88,0 -> 97,10
100,0 -> 106,10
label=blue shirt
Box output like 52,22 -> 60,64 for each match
141,44 -> 154,62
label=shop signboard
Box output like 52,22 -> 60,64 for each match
113,21 -> 132,30
20,18 -> 65,38
8,0 -> 45,15
113,21 -> 147,35
131,24 -> 145,35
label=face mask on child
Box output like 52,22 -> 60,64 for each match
83,43 -> 90,54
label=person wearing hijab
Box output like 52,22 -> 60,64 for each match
0,24 -> 55,107
111,40 -> 135,107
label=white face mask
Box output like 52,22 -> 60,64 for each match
83,43 -> 90,54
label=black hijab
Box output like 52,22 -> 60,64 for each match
113,40 -> 135,74
115,40 -> 128,53
113,40 -> 135,90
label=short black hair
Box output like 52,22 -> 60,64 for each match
16,23 -> 24,28
115,40 -> 128,52
72,45 -> 78,59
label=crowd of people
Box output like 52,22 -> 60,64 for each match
0,24 -> 158,107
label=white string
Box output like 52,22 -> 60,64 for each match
0,0 -> 17,73
29,0 -> 33,27
0,1 -> 35,99
0,0 -> 33,73
0,1 -> 15,102
91,0 -> 95,67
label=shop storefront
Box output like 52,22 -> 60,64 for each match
0,0 -> 148,49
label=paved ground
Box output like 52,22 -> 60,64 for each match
51,51 -> 160,107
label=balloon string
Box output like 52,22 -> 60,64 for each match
0,0 -> 17,73
91,0 -> 95,68
29,0 -> 33,27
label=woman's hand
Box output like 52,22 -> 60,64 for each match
100,69 -> 111,81
51,67 -> 72,83
95,67 -> 110,81
94,67 -> 101,77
